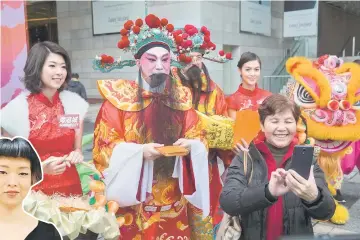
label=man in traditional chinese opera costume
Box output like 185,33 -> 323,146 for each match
92,14 -> 211,239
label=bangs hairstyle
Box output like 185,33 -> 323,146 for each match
237,51 -> 261,69
0,137 -> 42,185
258,94 -> 301,125
23,41 -> 72,93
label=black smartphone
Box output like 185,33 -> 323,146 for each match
289,145 -> 314,180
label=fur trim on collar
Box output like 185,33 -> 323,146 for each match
0,91 -> 89,138
1,92 -> 30,137
59,90 -> 89,120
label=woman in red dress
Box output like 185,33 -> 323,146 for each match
1,41 -> 89,197
226,52 -> 272,119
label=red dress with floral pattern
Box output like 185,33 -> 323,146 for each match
28,92 -> 82,196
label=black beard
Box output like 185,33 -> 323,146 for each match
148,73 -> 169,88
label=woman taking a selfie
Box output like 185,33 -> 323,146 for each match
0,137 -> 61,240
220,94 -> 335,240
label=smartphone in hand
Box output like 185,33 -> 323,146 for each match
289,145 -> 314,180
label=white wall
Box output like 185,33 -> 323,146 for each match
56,0 -> 298,98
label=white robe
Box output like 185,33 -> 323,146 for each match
103,137 -> 210,218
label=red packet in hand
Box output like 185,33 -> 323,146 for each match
233,110 -> 261,145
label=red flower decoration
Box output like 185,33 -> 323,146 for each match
225,53 -> 232,59
203,30 -> 210,36
166,24 -> 174,32
124,20 -> 134,30
200,43 -> 208,49
185,40 -> 193,47
184,24 -> 195,32
135,18 -> 143,27
204,36 -> 210,43
175,36 -> 183,44
185,56 -> 192,63
182,33 -> 189,39
188,28 -> 198,36
173,29 -> 182,36
120,29 -> 128,36
122,38 -> 130,47
219,50 -> 225,56
101,54 -> 114,64
181,41 -> 187,49
201,26 -> 208,33
161,18 -> 168,27
132,26 -> 140,34
179,54 -> 187,62
208,42 -> 216,50
117,41 -> 125,49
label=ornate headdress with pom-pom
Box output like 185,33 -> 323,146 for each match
93,14 -> 193,73
173,24 -> 233,64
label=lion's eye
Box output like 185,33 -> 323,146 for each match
293,84 -> 316,108
353,100 -> 360,110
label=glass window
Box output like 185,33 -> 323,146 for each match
26,1 -> 58,48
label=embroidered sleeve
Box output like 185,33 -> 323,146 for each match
215,87 -> 228,116
183,109 -> 208,149
93,100 -> 125,172
225,93 -> 240,111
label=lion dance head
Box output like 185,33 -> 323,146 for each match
283,55 -> 360,188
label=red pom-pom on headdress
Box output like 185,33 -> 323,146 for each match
124,20 -> 134,30
175,36 -> 183,44
132,26 -> 140,34
145,14 -> 161,28
120,29 -> 128,36
100,54 -> 114,64
135,18 -> 143,27
166,24 -> 174,32
179,54 -> 187,62
161,18 -> 168,27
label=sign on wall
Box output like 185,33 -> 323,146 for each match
240,0 -> 272,37
92,1 -> 145,35
1,0 -> 27,108
283,0 -> 318,37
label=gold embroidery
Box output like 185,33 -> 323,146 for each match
196,111 -> 234,150
93,120 -> 124,172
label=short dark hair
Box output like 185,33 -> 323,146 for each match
23,41 -> 72,93
0,137 -> 42,185
237,51 -> 261,69
258,94 -> 301,125
354,59 -> 360,64
72,73 -> 79,79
